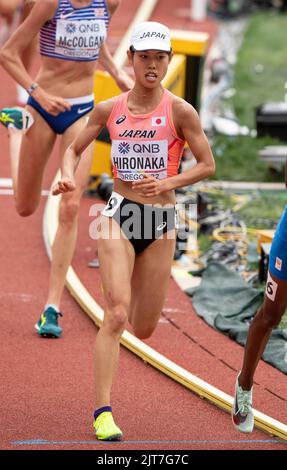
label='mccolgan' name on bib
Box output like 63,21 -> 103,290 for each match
58,36 -> 105,48
55,19 -> 107,58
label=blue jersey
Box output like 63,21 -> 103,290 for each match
269,205 -> 287,281
40,0 -> 110,62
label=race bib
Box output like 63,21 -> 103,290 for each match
265,271 -> 278,302
102,192 -> 124,217
55,19 -> 106,59
111,139 -> 168,181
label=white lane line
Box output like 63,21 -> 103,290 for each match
0,178 -> 12,187
0,178 -> 50,196
0,189 -> 50,196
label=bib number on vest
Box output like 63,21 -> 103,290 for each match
266,272 -> 278,302
102,193 -> 124,217
111,139 -> 168,181
55,19 -> 106,59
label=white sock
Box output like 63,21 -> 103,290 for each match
45,304 -> 60,313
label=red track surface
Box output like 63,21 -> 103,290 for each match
0,0 -> 286,451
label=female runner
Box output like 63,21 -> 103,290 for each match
53,21 -> 215,440
0,0 -> 132,338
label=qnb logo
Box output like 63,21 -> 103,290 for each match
118,142 -> 130,155
66,23 -> 76,34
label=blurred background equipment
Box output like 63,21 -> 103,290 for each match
190,0 -> 208,20
256,102 -> 287,142
86,173 -> 113,202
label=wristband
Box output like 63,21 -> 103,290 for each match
27,82 -> 39,95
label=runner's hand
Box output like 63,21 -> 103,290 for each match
52,178 -> 76,195
131,174 -> 165,197
31,87 -> 71,116
115,70 -> 134,91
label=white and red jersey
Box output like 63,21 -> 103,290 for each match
106,89 -> 185,182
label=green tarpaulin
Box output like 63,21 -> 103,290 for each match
187,262 -> 287,374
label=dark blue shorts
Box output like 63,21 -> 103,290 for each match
27,94 -> 94,134
269,205 -> 287,281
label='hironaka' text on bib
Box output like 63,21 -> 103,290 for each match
111,139 -> 168,181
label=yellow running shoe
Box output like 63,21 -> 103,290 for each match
93,412 -> 123,441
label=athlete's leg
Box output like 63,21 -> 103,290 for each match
12,107 -> 56,215
45,116 -> 94,308
239,272 -> 287,390
95,217 -> 135,408
8,127 -> 22,187
129,232 -> 176,339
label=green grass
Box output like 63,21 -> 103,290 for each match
211,12 -> 287,182
234,12 -> 287,127
238,191 -> 287,229
212,135 -> 284,182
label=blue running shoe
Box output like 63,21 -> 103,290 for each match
35,307 -> 63,339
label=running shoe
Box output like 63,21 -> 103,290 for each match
232,373 -> 254,433
0,107 -> 24,130
35,306 -> 63,339
0,107 -> 33,131
93,412 -> 123,441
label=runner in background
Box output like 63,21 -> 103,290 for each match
0,0 -> 133,339
53,21 -> 215,441
232,160 -> 287,433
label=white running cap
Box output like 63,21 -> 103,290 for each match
130,22 -> 171,52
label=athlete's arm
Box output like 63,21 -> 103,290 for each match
0,0 -> 56,89
20,0 -> 38,71
0,0 -> 71,114
132,98 -> 215,198
98,43 -> 134,91
52,99 -> 115,195
166,99 -> 216,189
98,0 -> 134,91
